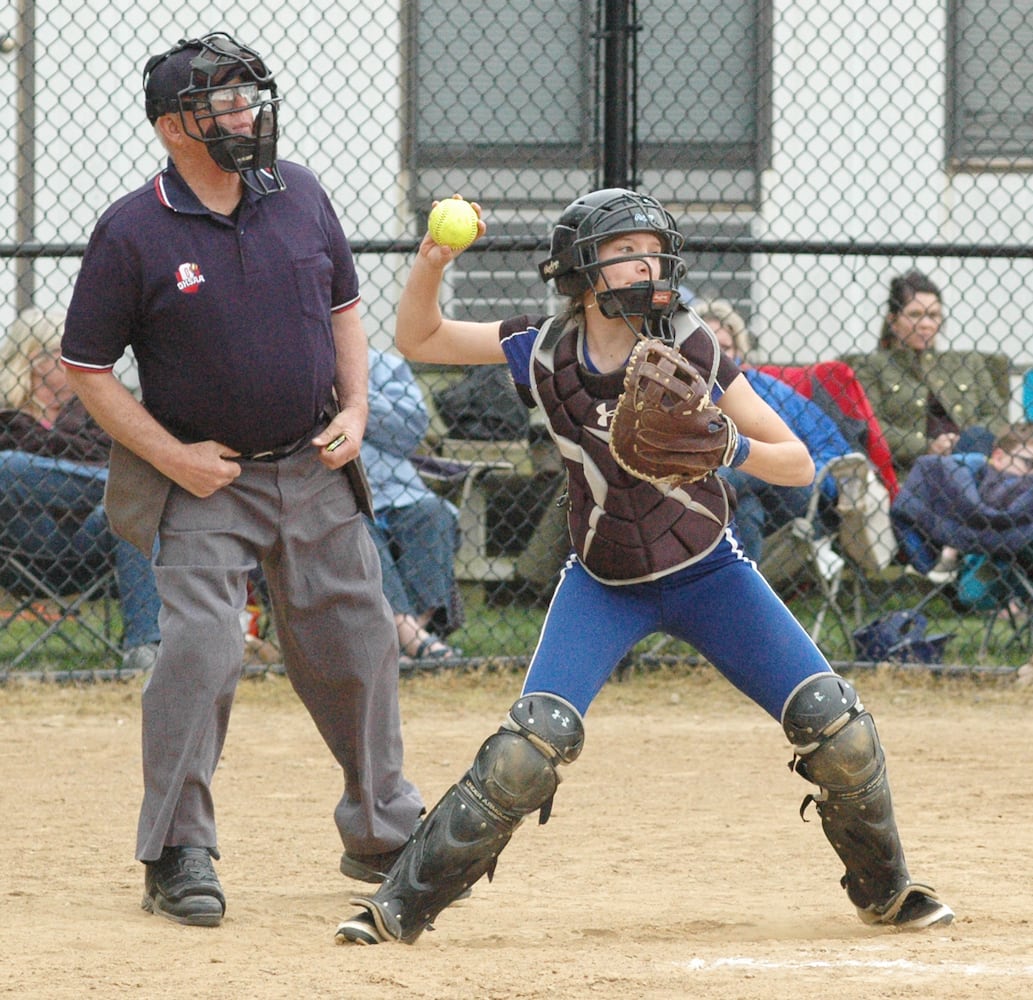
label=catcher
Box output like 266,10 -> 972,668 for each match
335,189 -> 954,945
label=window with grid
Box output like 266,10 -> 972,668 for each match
948,0 -> 1033,166
409,0 -> 764,321
408,0 -> 766,179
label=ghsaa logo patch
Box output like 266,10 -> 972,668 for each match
175,262 -> 205,294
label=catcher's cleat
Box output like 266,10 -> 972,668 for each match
335,906 -> 393,946
857,883 -> 954,931
339,847 -> 404,884
142,846 -> 225,927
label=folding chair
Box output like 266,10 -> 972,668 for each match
760,454 -> 858,652
755,360 -> 899,497
749,361 -> 896,642
0,545 -> 121,669
759,453 -> 953,659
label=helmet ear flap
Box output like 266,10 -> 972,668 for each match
538,244 -> 590,296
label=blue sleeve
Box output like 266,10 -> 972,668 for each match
746,371 -> 852,496
499,314 -> 546,390
363,350 -> 430,458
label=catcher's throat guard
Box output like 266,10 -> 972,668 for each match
608,339 -> 739,486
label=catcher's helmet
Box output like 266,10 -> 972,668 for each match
538,189 -> 686,328
143,32 -> 284,195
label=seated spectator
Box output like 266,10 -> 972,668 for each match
363,348 -> 462,662
0,308 -> 161,670
842,270 -> 1007,477
685,299 -> 853,563
891,424 -> 1033,619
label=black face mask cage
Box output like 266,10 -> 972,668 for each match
194,101 -> 284,195
578,213 -> 687,341
144,33 -> 285,195
579,243 -> 687,295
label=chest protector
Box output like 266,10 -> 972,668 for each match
530,319 -> 732,584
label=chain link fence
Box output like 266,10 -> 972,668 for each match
2,0 -> 1032,673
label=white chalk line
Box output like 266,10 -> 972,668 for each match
676,956 -> 1033,977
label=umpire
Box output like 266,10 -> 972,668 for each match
61,32 -> 424,927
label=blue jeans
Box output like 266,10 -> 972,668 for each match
366,495 -> 460,631
0,450 -> 160,649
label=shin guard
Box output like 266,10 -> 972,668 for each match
783,674 -> 912,912
348,692 -> 584,943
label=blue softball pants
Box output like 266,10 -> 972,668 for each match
521,528 -> 833,722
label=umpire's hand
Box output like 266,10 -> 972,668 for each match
165,439 -> 242,498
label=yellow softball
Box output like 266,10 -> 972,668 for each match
427,197 -> 479,251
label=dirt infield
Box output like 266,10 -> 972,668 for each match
3,663 -> 1032,1000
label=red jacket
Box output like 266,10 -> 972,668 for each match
755,360 -> 899,498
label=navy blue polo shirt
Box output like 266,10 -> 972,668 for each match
62,159 -> 358,453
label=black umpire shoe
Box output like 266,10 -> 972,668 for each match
338,847 -> 404,884
142,846 -> 226,927
339,846 -> 474,904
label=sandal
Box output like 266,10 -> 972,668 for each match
413,636 -> 462,660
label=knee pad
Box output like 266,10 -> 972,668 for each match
782,673 -> 883,792
484,692 -> 585,823
503,691 -> 585,765
469,730 -> 562,820
782,673 -> 860,749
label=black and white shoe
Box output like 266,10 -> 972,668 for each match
858,883 -> 954,930
335,909 -> 389,946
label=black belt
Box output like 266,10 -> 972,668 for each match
237,419 -> 327,462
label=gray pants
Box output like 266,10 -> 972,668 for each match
136,448 -> 424,862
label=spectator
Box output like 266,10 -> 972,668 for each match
0,308 -> 160,671
891,424 -> 1033,619
363,348 -> 462,662
685,298 -> 853,563
842,270 -> 1007,476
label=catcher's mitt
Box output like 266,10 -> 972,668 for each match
608,338 -> 739,485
